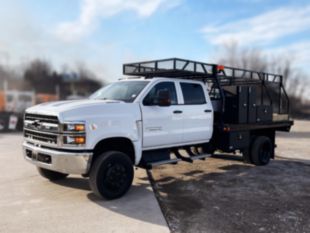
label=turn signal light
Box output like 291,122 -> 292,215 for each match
75,124 -> 85,131
74,136 -> 85,144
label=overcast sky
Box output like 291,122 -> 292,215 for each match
0,0 -> 309,82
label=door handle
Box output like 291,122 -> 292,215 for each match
204,109 -> 212,113
173,110 -> 183,114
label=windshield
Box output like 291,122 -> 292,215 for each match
90,81 -> 149,103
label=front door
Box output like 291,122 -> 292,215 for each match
141,81 -> 182,149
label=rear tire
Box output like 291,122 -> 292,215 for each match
89,151 -> 134,200
37,167 -> 68,180
251,136 -> 272,166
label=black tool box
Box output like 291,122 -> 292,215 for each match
256,105 -> 273,122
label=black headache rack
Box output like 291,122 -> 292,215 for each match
123,58 -> 292,129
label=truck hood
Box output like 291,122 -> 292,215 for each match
27,99 -> 122,114
26,99 -> 141,122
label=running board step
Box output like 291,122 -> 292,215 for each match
173,150 -> 211,163
190,154 -> 211,161
146,158 -> 181,169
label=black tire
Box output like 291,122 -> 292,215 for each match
37,167 -> 68,180
89,151 -> 134,200
251,136 -> 272,166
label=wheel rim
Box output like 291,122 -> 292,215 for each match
104,163 -> 128,193
260,142 -> 271,164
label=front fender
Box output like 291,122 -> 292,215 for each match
88,120 -> 143,165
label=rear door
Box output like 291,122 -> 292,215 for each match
141,81 -> 183,149
178,81 -> 213,143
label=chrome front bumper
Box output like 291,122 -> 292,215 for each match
23,142 -> 93,175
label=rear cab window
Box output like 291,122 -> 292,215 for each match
180,82 -> 206,105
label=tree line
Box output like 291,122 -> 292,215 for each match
0,49 -> 309,118
217,43 -> 310,119
0,59 -> 103,99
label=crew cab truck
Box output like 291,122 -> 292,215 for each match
23,58 -> 293,199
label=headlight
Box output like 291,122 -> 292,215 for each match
63,123 -> 85,132
62,122 -> 86,146
63,135 -> 86,145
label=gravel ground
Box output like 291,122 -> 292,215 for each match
150,120 -> 310,233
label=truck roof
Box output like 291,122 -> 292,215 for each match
120,77 -> 205,84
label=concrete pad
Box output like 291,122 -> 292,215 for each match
0,133 -> 169,233
276,120 -> 310,163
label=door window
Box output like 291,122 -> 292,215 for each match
180,83 -> 206,105
143,82 -> 177,105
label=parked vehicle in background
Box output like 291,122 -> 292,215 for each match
0,90 -> 59,132
22,58 -> 293,200
0,90 -> 35,131
3,91 -> 35,113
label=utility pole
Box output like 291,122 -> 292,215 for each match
4,79 -> 8,92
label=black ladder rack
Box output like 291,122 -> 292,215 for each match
123,58 -> 290,117
123,58 -> 283,84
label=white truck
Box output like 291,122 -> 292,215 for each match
23,58 -> 293,199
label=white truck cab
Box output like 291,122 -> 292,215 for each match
23,58 -> 293,200
23,77 -> 213,199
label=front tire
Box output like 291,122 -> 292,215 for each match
251,136 -> 272,166
37,167 -> 68,180
89,151 -> 134,200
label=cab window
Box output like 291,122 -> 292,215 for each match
180,83 -> 206,105
143,82 -> 177,105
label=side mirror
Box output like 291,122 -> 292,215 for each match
157,89 -> 171,107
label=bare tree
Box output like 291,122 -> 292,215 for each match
24,59 -> 61,93
217,42 -> 307,100
217,42 -> 310,118
75,62 -> 97,81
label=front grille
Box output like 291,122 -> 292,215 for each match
24,129 -> 58,144
24,113 -> 59,133
25,113 -> 59,124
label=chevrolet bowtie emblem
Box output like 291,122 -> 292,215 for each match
32,120 -> 41,128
